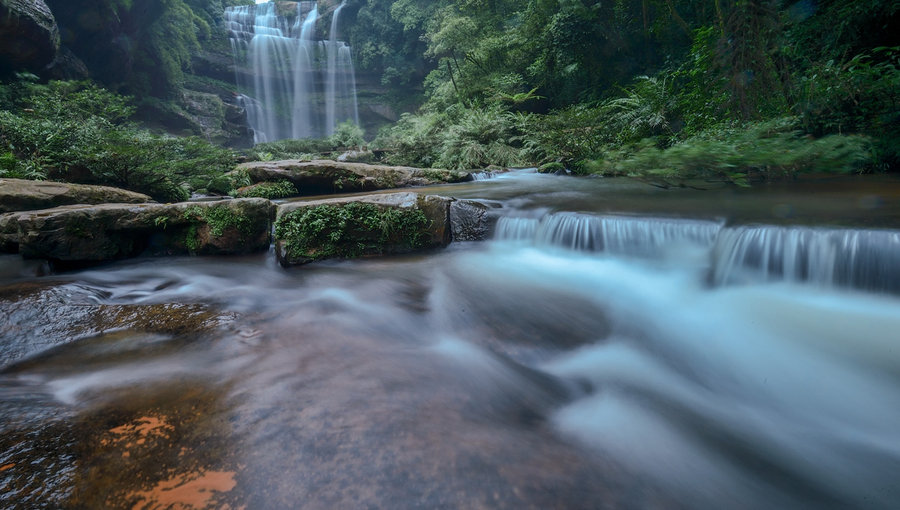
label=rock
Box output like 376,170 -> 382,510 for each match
236,160 -> 472,195
274,192 -> 452,266
450,199 -> 501,242
10,198 -> 274,262
0,178 -> 153,214
0,0 -> 59,72
42,45 -> 88,80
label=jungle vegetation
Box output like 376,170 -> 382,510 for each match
1,0 -> 898,194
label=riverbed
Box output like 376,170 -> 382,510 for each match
2,171 -> 899,509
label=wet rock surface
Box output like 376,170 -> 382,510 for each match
450,199 -> 500,241
9,198 -> 273,262
0,178 -> 152,214
237,159 -> 472,195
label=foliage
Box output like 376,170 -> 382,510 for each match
375,105 -> 531,170
585,118 -> 873,186
0,79 -> 237,201
329,121 -> 366,149
234,181 -> 298,199
274,203 -> 430,262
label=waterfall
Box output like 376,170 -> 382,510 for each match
324,1 -> 359,136
225,1 -> 360,143
712,225 -> 900,294
494,212 -> 900,295
494,213 -> 723,256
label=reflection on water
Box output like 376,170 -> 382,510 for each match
2,172 -> 900,509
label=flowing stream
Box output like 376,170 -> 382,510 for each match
2,171 -> 900,509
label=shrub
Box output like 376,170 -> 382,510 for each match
235,181 -> 298,199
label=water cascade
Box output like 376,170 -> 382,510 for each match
225,1 -> 360,143
494,212 -> 900,294
324,1 -> 358,136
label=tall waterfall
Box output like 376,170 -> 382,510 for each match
324,1 -> 359,136
224,1 -> 360,143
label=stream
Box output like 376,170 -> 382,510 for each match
2,171 -> 900,509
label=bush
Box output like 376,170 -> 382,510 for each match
586,118 -> 873,186
376,105 -> 531,170
234,181 -> 298,199
0,79 -> 238,202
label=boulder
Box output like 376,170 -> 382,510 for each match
0,178 -> 153,214
450,199 -> 501,242
0,0 -> 59,72
10,198 -> 274,262
274,192 -> 452,266
237,159 -> 472,195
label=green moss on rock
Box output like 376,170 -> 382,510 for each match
274,202 -> 431,264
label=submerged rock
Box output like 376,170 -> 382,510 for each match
274,192 -> 452,266
8,199 -> 274,263
0,178 -> 153,214
237,159 -> 472,195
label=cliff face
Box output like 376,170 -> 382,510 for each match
0,0 -> 60,73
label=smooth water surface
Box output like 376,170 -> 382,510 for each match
2,172 -> 900,509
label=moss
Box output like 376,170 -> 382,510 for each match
275,202 -> 430,262
181,204 -> 254,253
234,181 -> 298,199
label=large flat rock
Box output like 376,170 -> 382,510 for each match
237,159 -> 472,195
0,178 -> 153,214
7,199 -> 274,262
274,192 -> 453,266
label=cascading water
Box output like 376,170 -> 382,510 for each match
711,225 -> 900,293
324,1 -> 359,136
224,1 -> 360,143
494,211 -> 900,295
4,169 -> 900,509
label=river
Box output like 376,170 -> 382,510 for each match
2,171 -> 900,509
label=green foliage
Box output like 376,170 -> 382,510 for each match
586,118 -> 873,185
602,76 -> 678,145
184,204 -> 252,237
275,203 -> 430,262
376,105 -> 530,170
234,181 -> 298,199
329,121 -> 366,149
0,79 -> 237,201
240,125 -> 367,162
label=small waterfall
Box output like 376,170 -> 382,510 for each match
494,213 -> 723,256
712,226 -> 900,293
225,1 -> 360,143
471,171 -> 497,181
494,212 -> 900,295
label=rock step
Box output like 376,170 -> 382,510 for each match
235,159 -> 472,195
0,178 -> 153,214
4,199 -> 274,263
1,192 -> 497,266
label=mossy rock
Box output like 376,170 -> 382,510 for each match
12,199 -> 274,263
274,192 -> 451,266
